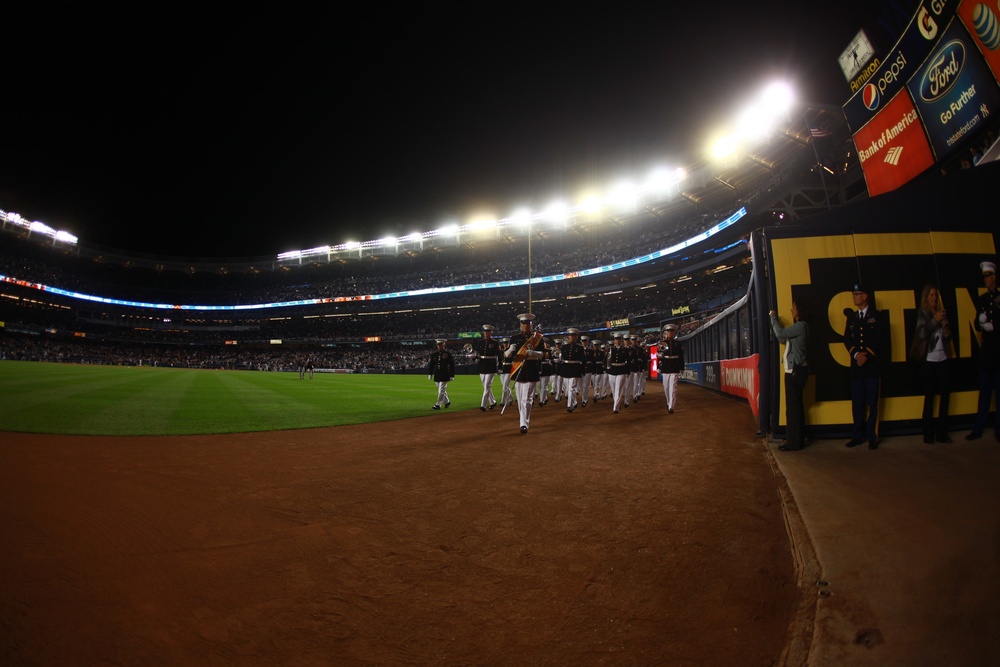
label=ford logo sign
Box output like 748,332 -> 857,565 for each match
920,40 -> 965,102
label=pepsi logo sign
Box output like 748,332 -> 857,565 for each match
863,83 -> 880,110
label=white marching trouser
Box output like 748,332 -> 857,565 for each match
537,374 -> 551,403
662,372 -> 679,411
581,372 -> 592,404
480,372 -> 496,408
564,377 -> 581,409
499,373 -> 513,405
610,374 -> 628,412
435,381 -> 450,407
515,381 -> 536,429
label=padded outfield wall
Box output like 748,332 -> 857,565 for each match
758,162 -> 999,439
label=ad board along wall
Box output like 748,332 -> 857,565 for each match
761,163 -> 999,437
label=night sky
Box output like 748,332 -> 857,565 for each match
2,0 -> 904,258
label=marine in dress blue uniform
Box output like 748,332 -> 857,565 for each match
967,261 -> 1000,441
477,325 -> 502,411
428,339 -> 455,410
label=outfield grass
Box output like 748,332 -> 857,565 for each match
0,361 -> 485,436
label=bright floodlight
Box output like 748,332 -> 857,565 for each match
577,195 -> 603,218
608,180 -> 640,213
403,232 -> 422,243
468,216 -> 498,231
710,134 -> 739,160
29,221 -> 55,235
644,167 -> 683,197
761,81 -> 795,116
542,200 -> 569,223
509,207 -> 532,229
436,223 -> 460,237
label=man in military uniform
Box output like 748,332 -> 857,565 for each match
551,338 -> 564,402
623,335 -> 637,407
634,338 -> 650,401
477,324 -> 502,411
498,336 -> 514,408
559,328 -> 586,412
592,340 -> 607,402
580,335 -> 594,407
428,339 -> 455,410
658,324 -> 684,413
537,337 -> 554,406
967,261 -> 1000,441
505,313 -> 544,434
843,284 -> 887,449
606,333 -> 630,413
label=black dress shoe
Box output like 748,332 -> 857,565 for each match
845,439 -> 864,448
432,405 -> 441,410
445,401 -> 450,408
613,409 -> 619,414
520,426 -> 528,434
488,403 -> 495,410
868,440 -> 879,450
936,434 -> 952,444
965,432 -> 982,441
778,445 -> 801,451
480,406 -> 486,412
668,408 -> 674,414
923,434 -> 935,444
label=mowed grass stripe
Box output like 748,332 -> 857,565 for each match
0,362 -> 485,435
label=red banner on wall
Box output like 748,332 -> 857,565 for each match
720,354 -> 760,416
853,90 -> 936,197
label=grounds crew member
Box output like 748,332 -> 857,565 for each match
428,339 -> 455,410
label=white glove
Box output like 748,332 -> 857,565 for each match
981,312 -> 994,332
504,344 -> 515,358
428,375 -> 432,381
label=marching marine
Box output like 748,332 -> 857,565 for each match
428,339 -> 455,410
559,328 -> 586,412
477,324 -> 502,411
606,333 -> 630,413
658,324 -> 684,413
505,313 -> 545,434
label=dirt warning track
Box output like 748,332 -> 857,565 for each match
1,385 -> 798,666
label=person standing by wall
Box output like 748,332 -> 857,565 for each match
769,302 -> 809,451
844,284 -> 887,450
911,284 -> 953,443
967,261 -> 1000,441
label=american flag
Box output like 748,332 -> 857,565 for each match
808,123 -> 832,139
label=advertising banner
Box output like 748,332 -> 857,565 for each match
854,90 -> 936,196
843,0 -> 960,131
720,355 -> 760,416
958,0 -> 1000,85
909,17 -> 1000,160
